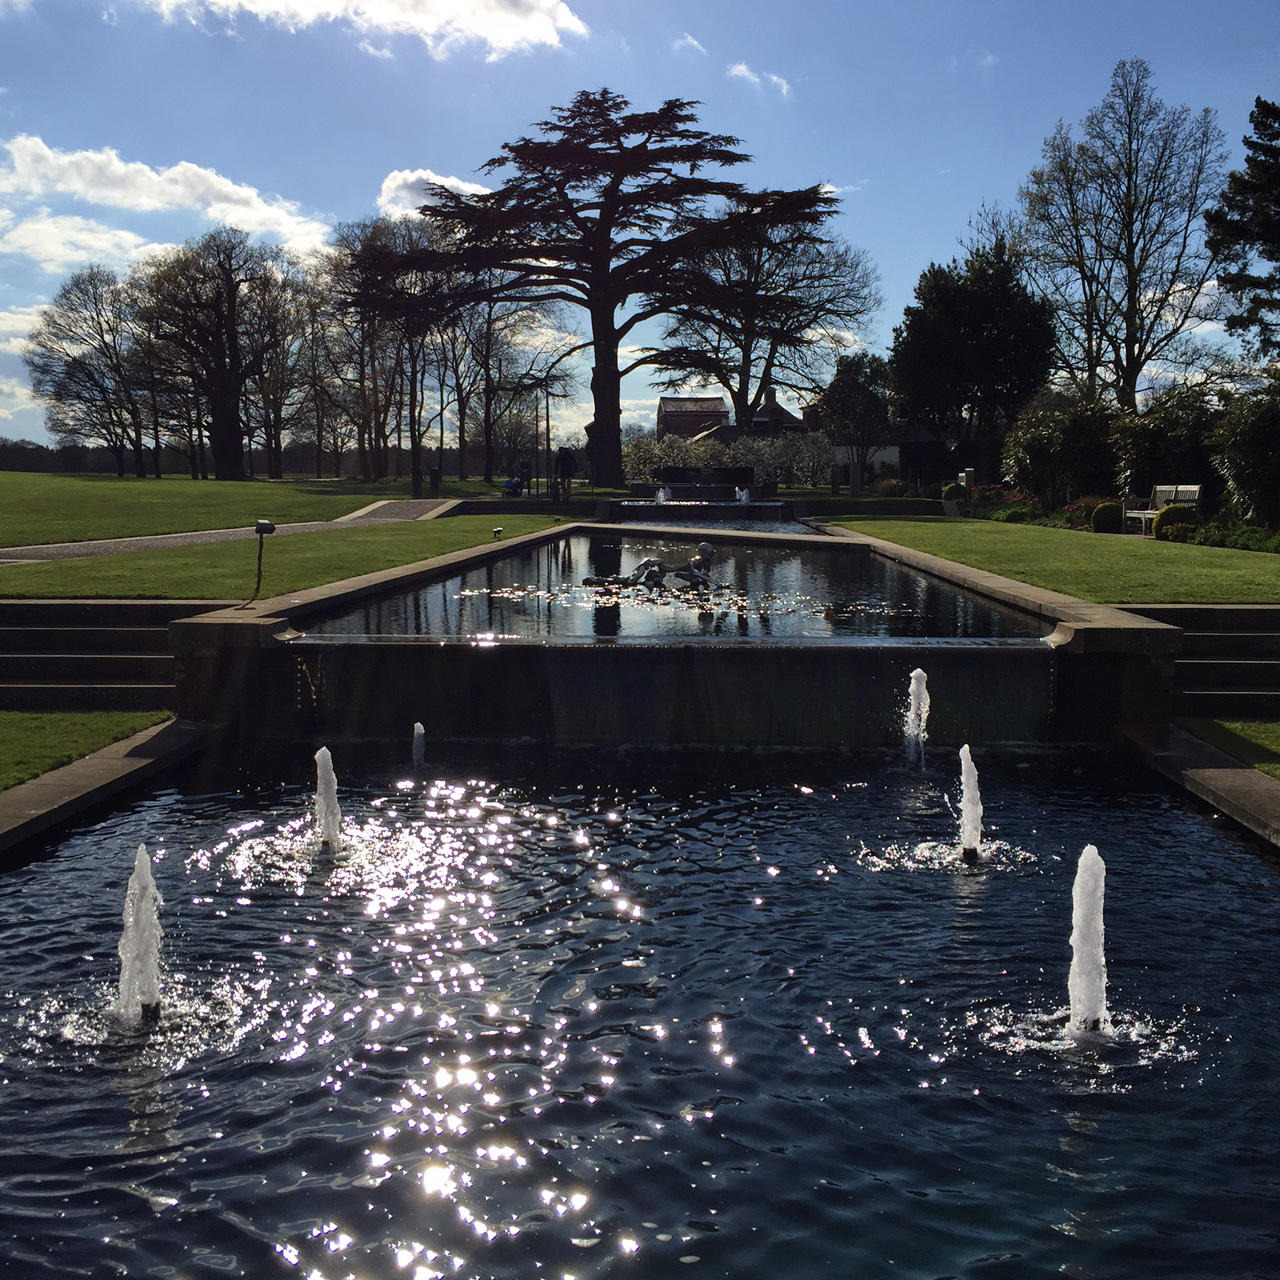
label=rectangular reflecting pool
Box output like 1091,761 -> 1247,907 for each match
297,533 -> 1049,644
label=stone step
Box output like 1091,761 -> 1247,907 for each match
0,625 -> 172,653
0,653 -> 174,681
1174,657 -> 1280,689
1178,630 -> 1280,657
0,599 -> 225,627
0,681 -> 177,712
1174,688 -> 1280,717
1127,604 -> 1280,632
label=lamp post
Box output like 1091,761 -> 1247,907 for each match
239,519 -> 276,607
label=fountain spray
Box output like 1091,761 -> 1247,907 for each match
904,668 -> 930,767
959,744 -> 983,864
116,843 -> 162,1025
412,722 -> 426,772
1068,844 -> 1109,1036
314,746 -> 342,850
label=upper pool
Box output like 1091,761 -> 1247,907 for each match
297,533 -> 1048,644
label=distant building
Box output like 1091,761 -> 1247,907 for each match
744,386 -> 803,437
656,395 -> 732,440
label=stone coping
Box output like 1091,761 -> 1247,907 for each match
1120,720 -> 1280,850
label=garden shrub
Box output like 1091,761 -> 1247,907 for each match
924,483 -> 944,500
1225,525 -> 1278,553
1152,504 -> 1198,541
991,506 -> 1030,523
1190,523 -> 1230,548
874,478 -> 908,497
1212,390 -> 1280,527
941,482 -> 966,503
1091,501 -> 1123,534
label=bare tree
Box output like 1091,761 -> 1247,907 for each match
22,265 -> 149,476
134,227 -> 285,479
649,189 -> 881,427
1019,60 -> 1228,411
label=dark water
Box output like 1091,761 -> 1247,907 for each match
299,534 -> 1045,642
2,751 -> 1278,1279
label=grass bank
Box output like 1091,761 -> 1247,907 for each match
0,711 -> 170,791
0,514 -> 558,598
0,472 -> 521,548
834,517 -> 1280,604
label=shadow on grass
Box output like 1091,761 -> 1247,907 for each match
1181,718 -> 1280,780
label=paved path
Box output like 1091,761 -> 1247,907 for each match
0,498 -> 455,563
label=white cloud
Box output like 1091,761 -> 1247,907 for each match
0,211 -> 165,274
952,48 -> 998,74
357,37 -> 392,58
673,32 -> 704,55
0,373 -> 36,422
0,135 -> 331,252
820,179 -> 869,197
728,61 -> 789,96
376,166 -> 489,218
127,0 -> 588,61
0,303 -> 46,354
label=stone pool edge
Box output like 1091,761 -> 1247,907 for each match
0,717 -> 210,866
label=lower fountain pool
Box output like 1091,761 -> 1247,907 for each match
3,748 -> 1277,1278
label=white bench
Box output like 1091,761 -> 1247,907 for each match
1123,484 -> 1201,535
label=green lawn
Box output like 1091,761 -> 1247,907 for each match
0,514 -> 558,598
834,517 -> 1280,603
0,472 -> 521,548
0,711 -> 171,791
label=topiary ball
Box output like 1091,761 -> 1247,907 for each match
1091,501 -> 1123,534
1151,504 -> 1197,542
942,482 -> 966,503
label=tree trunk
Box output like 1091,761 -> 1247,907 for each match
207,386 -> 244,480
587,347 -> 624,487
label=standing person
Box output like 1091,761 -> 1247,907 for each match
555,446 -> 578,503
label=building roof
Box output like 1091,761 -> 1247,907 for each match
658,396 -> 730,415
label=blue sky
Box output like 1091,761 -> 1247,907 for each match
1,0 -> 1278,446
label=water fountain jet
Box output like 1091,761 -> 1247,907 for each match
959,744 -> 983,863
1068,843 -> 1109,1036
314,746 -> 342,850
904,668 -> 930,767
116,843 -> 162,1025
412,722 -> 425,772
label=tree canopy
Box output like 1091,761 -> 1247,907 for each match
1205,96 -> 1280,359
808,351 -> 894,492
394,88 -> 863,486
892,239 -> 1055,445
646,187 -> 881,429
1019,59 -> 1227,410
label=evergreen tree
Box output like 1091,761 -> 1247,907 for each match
397,89 -> 751,486
1205,97 -> 1280,358
892,239 -> 1055,447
